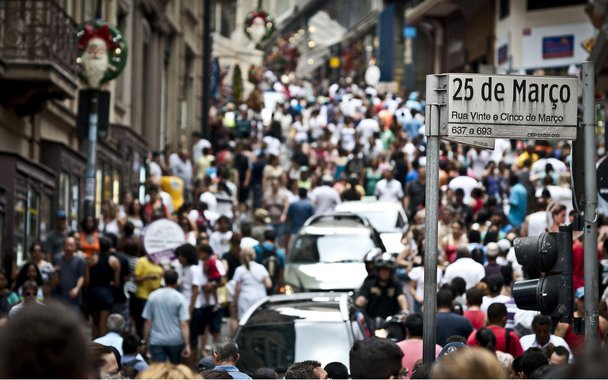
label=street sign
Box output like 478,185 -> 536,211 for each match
442,136 -> 495,150
445,74 -> 578,140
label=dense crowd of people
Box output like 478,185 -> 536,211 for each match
2,72 -> 608,378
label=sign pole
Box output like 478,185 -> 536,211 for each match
423,74 -> 441,363
582,61 -> 600,351
84,91 -> 98,218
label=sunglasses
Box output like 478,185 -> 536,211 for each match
23,291 -> 36,297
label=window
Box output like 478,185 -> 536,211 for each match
13,197 -> 25,267
26,187 -> 40,261
70,174 -> 80,231
500,0 -> 510,19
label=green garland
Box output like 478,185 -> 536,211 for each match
233,64 -> 243,104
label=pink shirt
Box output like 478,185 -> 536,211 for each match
397,338 -> 442,378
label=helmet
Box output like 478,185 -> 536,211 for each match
374,252 -> 397,270
364,248 -> 383,263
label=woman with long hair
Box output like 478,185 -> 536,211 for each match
80,216 -> 100,258
85,236 -> 121,338
30,241 -> 54,298
232,247 -> 271,323
13,261 -> 44,301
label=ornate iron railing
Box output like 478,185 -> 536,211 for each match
0,0 -> 78,78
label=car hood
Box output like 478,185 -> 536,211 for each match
286,262 -> 367,291
380,232 -> 406,253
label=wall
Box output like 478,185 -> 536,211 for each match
495,1 -> 591,72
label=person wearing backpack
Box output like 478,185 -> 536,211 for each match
253,229 -> 285,295
121,334 -> 148,379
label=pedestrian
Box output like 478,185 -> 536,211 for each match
52,236 -> 85,310
121,334 -> 149,378
8,280 -> 44,317
44,210 -> 70,260
12,261 -> 44,301
0,270 -> 18,315
285,360 -> 327,379
397,314 -> 442,379
431,346 -> 506,378
0,302 -> 90,378
441,247 -> 485,289
253,229 -> 286,295
349,337 -> 404,379
262,177 -> 290,243
142,269 -> 191,364
80,215 -> 101,257
86,236 -> 121,338
88,342 -> 121,379
285,187 -> 315,248
311,175 -> 341,215
139,362 -> 202,379
519,315 -> 572,360
435,288 -> 474,347
30,241 -> 54,298
466,303 -> 524,357
355,253 -> 409,323
211,337 -> 252,379
132,248 -> 164,339
463,287 -> 486,330
232,247 -> 272,321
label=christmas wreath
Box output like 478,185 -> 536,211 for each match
243,9 -> 276,43
76,19 -> 128,86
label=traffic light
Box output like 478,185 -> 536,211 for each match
512,227 -> 573,321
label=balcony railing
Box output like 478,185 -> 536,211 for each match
0,0 -> 78,78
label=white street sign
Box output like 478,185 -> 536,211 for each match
442,136 -> 495,150
446,74 -> 578,140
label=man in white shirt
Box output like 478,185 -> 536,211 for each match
95,314 -> 147,362
519,315 -> 573,362
311,176 -> 341,215
442,247 -> 486,289
375,168 -> 404,203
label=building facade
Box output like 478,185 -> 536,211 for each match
0,0 -> 204,272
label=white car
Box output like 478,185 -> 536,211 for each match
335,201 -> 409,253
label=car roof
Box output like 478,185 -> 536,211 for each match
336,201 -> 406,212
239,292 -> 352,324
299,224 -> 373,235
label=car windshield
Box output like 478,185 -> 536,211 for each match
290,234 -> 376,263
236,305 -> 354,375
352,209 -> 404,232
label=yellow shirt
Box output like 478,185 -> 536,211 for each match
134,257 -> 163,300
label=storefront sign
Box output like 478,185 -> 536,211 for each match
542,35 -> 574,59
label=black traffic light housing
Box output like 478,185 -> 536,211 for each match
512,226 -> 573,322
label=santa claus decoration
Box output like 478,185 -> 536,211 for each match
76,19 -> 128,88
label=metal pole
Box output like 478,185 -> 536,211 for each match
423,74 -> 441,363
582,61 -> 600,350
201,0 -> 212,140
84,91 -> 99,218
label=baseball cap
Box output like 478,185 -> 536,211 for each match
55,210 -> 67,219
437,342 -> 466,359
575,287 -> 585,299
254,209 -> 271,224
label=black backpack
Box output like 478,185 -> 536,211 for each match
122,358 -> 144,379
260,245 -> 280,284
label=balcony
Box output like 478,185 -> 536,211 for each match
0,0 -> 78,116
